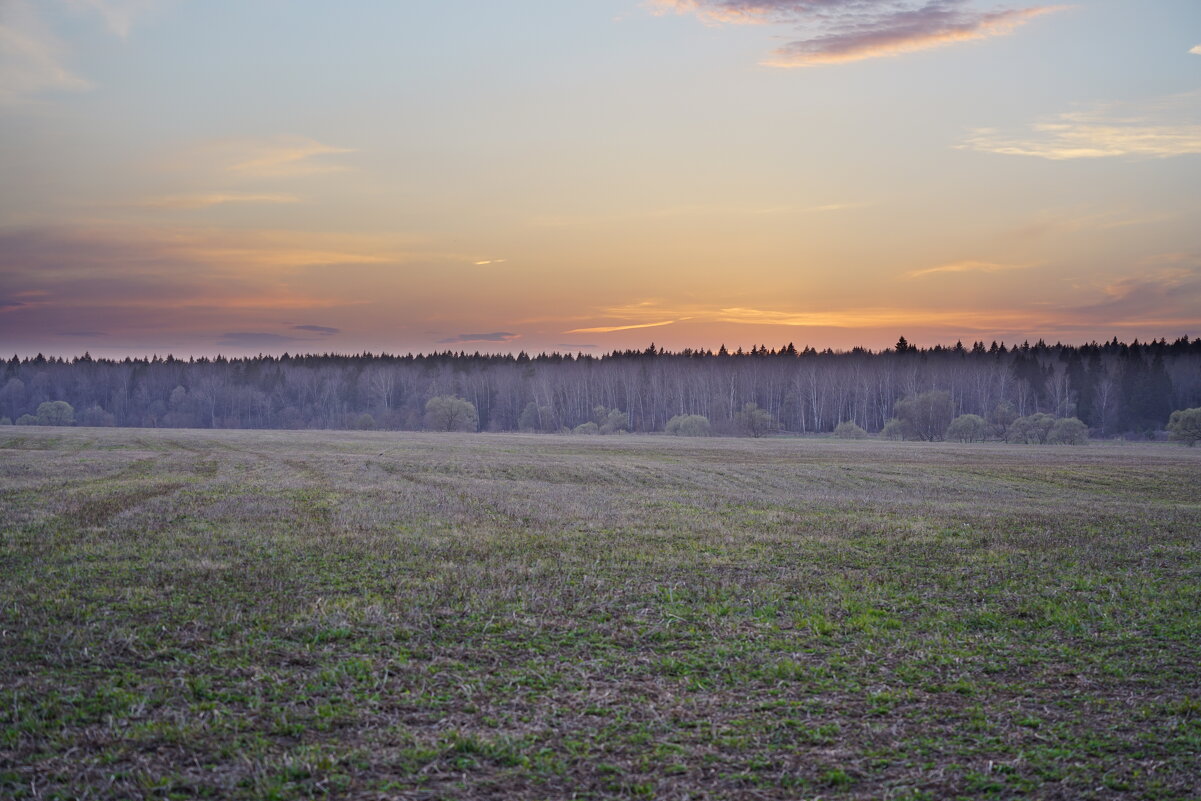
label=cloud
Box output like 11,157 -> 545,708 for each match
293,324 -> 339,336
56,330 -> 109,337
0,224 -> 405,271
554,343 -> 597,349
1064,264 -> 1201,327
67,0 -> 164,38
0,1 -> 90,104
1191,44 -> 1201,56
0,224 -> 410,339
137,192 -> 302,210
566,320 -> 680,334
473,259 -> 508,266
216,332 -> 301,348
437,332 -> 520,344
650,0 -> 1064,67
905,260 -> 1031,279
766,5 -> 1062,67
962,91 -> 1201,159
224,137 -> 355,178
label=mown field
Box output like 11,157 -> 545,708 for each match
2,428 -> 1199,800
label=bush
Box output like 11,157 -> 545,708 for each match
572,421 -> 599,435
1047,417 -> 1088,445
594,406 -> 629,435
946,413 -> 988,442
893,391 -> 953,441
1167,407 -> 1201,446
735,403 -> 774,438
881,418 -> 906,440
352,413 -> 377,430
0,416 -> 10,425
424,395 -> 478,432
833,420 -> 867,439
1007,413 -> 1055,444
36,400 -> 75,426
519,402 -> 558,433
16,414 -> 37,425
78,405 -> 116,427
989,401 -> 1018,437
665,414 -> 711,437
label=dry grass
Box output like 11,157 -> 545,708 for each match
2,428 -> 1200,799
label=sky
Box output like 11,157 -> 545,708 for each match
1,0 -> 1199,357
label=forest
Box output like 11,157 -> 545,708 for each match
2,337 -> 1198,437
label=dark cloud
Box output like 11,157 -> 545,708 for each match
554,343 -> 598,349
216,332 -> 302,348
656,0 -> 1062,66
1065,266 -> 1201,324
293,325 -> 340,335
437,332 -> 520,344
56,331 -> 109,337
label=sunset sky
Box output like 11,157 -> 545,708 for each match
2,0 -> 1199,357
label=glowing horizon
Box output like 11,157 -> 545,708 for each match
2,0 -> 1200,359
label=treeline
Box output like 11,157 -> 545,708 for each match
2,337 -> 1199,436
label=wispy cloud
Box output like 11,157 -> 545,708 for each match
962,91 -> 1201,159
1062,263 -> 1201,329
651,0 -> 1064,67
438,332 -> 520,344
137,192 -> 302,210
905,260 -> 1031,279
225,137 -> 356,178
216,332 -> 301,348
67,0 -> 164,38
0,224 -> 416,322
57,330 -> 109,337
1191,44 -> 1201,56
566,320 -> 680,334
530,201 -> 864,228
293,324 -> 339,336
0,1 -> 90,104
473,258 -> 508,266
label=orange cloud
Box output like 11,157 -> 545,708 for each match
137,192 -> 302,210
566,320 -> 680,334
962,91 -> 1201,159
905,260 -> 1032,279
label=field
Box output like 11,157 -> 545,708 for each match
2,428 -> 1200,800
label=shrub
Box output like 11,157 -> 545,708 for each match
594,406 -> 629,435
1048,417 -> 1088,445
424,395 -> 478,432
572,421 -> 599,435
519,402 -> 558,433
1167,407 -> 1201,446
1007,413 -> 1056,444
665,414 -> 711,437
352,413 -> 377,430
989,400 -> 1018,437
893,390 -> 954,441
78,405 -> 116,427
946,413 -> 988,442
0,416 -> 10,425
881,418 -> 906,440
36,400 -> 75,426
16,414 -> 37,425
735,403 -> 774,438
833,420 -> 867,439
